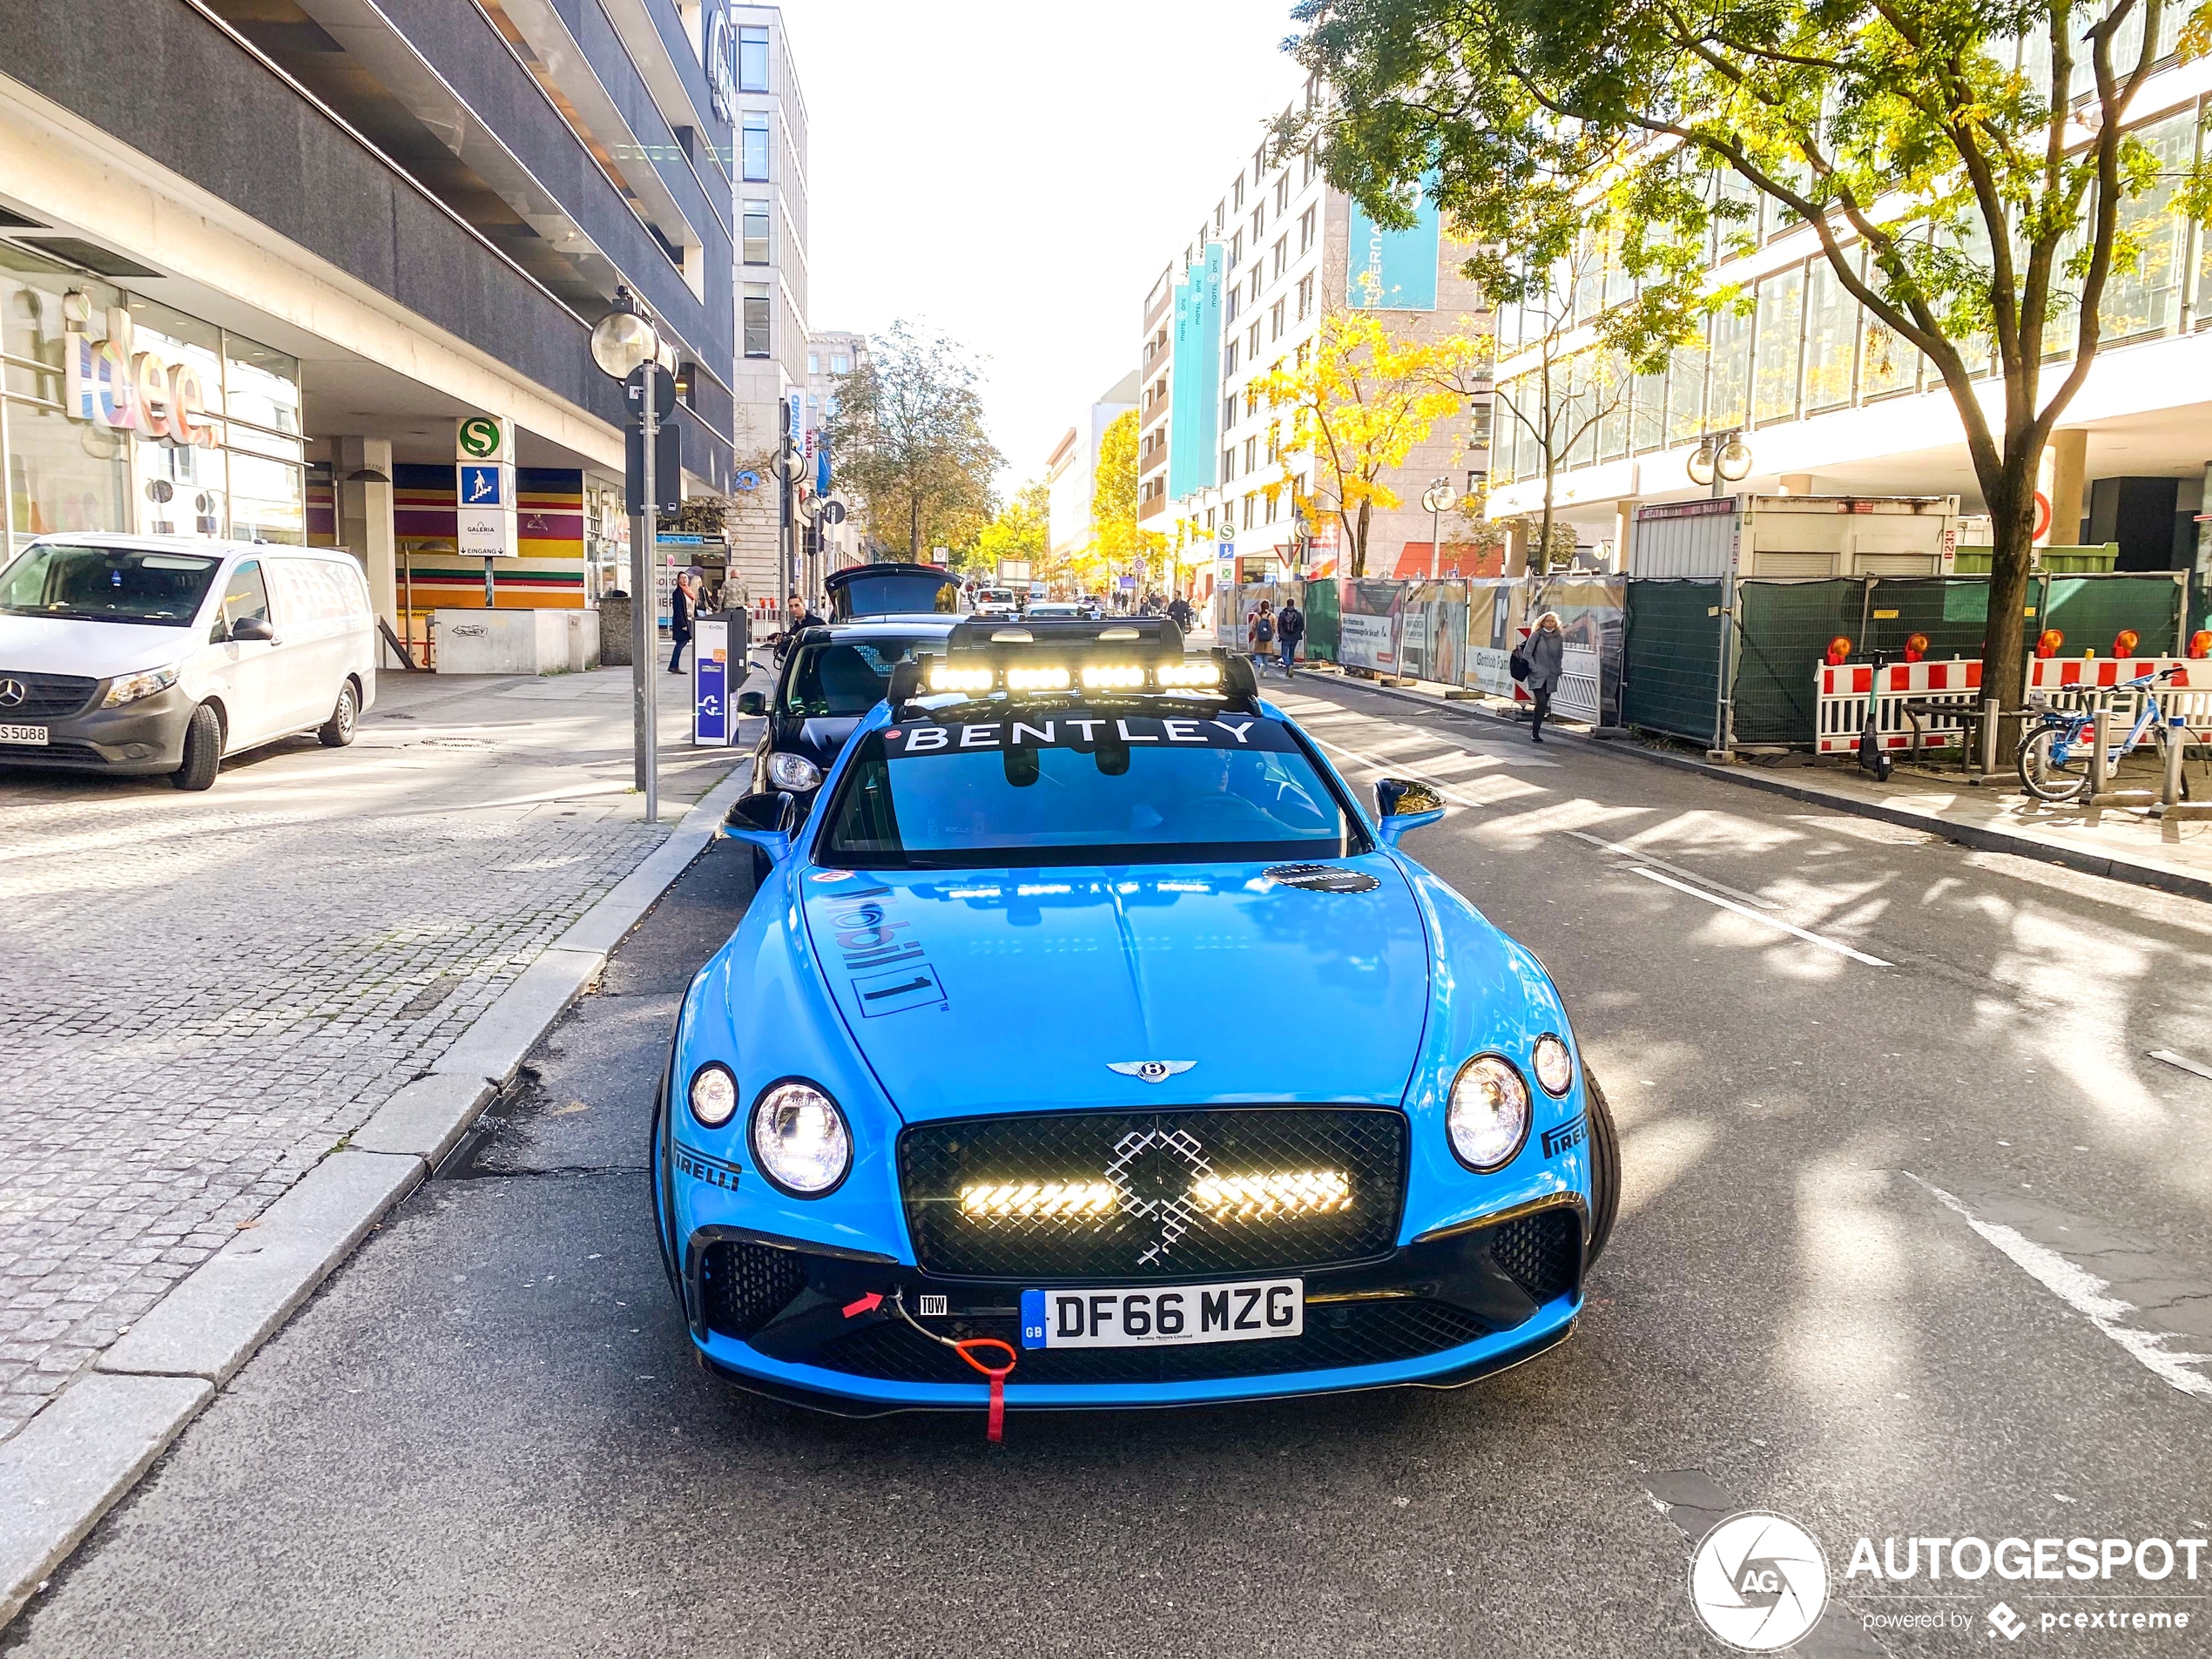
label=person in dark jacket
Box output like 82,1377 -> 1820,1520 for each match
668,569 -> 697,674
1524,610 -> 1565,742
1274,599 -> 1305,677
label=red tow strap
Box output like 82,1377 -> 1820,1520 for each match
953,1338 -> 1018,1443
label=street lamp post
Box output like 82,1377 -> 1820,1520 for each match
589,292 -> 669,823
1420,477 -> 1458,581
1688,428 -> 1754,499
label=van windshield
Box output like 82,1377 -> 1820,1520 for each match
781,636 -> 935,717
0,544 -> 222,625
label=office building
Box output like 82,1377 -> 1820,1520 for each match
1045,370 -> 1140,569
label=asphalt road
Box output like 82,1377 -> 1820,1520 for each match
11,672 -> 2212,1657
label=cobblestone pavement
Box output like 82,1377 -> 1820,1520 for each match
0,668 -> 744,1441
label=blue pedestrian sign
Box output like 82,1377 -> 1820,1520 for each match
459,464 -> 503,508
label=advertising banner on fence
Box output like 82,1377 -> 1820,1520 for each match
1338,579 -> 1404,674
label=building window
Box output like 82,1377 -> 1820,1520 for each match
1299,206 -> 1316,254
1276,174 -> 1290,213
2103,107 -> 2195,342
1265,489 -> 1278,523
742,200 -> 770,264
1215,201 -> 1225,232
1244,494 -> 1256,529
1273,238 -> 1287,280
1223,445 -> 1237,482
1802,258 -> 1857,414
1253,203 -> 1265,240
741,112 -> 770,181
832,354 -> 851,374
807,352 -> 819,374
1224,392 -> 1238,431
1234,177 -> 1245,210
1302,150 -> 1316,186
1247,320 -> 1261,356
743,282 -> 771,356
1224,339 -> 1238,377
1227,287 -> 1241,324
1231,230 -> 1244,267
1205,508 -> 1217,531
1244,436 -> 1258,473
738,24 -> 768,91
1752,267 -> 1804,426
1297,274 -> 1314,320
1270,299 -> 1285,341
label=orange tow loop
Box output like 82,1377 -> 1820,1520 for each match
953,1338 -> 1018,1443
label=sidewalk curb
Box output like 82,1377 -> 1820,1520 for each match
0,762 -> 752,1632
1318,671 -> 2212,907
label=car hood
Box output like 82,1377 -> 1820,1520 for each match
799,858 -> 1432,1122
0,615 -> 199,678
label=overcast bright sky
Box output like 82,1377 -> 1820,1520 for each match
779,0 -> 1309,492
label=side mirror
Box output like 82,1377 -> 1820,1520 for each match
228,615 -> 275,644
723,789 -> 799,860
736,690 -> 767,717
1374,777 -> 1447,846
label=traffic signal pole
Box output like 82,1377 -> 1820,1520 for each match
631,359 -> 658,823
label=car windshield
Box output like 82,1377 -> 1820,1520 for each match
781,637 -> 934,717
833,571 -> 958,617
0,543 -> 222,625
818,705 -> 1371,868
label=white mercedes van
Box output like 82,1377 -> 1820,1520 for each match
0,535 -> 378,791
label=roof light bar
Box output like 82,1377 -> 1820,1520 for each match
1080,664 -> 1146,690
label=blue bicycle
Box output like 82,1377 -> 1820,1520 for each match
2015,664 -> 2191,803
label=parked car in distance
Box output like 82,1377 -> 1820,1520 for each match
0,535 -> 377,790
972,586 -> 1022,618
1024,600 -> 1103,620
735,617 -> 957,830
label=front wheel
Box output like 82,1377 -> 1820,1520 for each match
2017,725 -> 2091,802
1583,1070 -> 1621,1267
171,703 -> 221,791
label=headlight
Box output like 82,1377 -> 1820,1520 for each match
688,1062 -> 738,1128
750,1080 -> 851,1196
101,664 -> 180,708
765,751 -> 821,792
1531,1033 -> 1574,1096
1447,1055 -> 1530,1172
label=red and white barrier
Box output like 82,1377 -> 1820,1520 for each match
1815,656 -> 2212,755
1814,658 -> 1984,754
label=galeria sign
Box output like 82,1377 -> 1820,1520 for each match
64,306 -> 215,447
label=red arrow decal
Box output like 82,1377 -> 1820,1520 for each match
842,1291 -> 884,1318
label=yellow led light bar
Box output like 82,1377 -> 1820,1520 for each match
959,1181 -> 1119,1221
1154,661 -> 1222,688
1189,1170 -> 1352,1220
1004,665 -> 1071,691
1080,664 -> 1146,690
928,665 -> 995,693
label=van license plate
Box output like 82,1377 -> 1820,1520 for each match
1019,1278 -> 1303,1349
0,725 -> 47,745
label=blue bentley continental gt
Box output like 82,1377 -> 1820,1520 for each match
652,617 -> 1619,1433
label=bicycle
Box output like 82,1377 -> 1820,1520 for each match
2014,664 -> 2192,804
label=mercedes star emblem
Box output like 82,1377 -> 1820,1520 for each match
1107,1060 -> 1196,1084
0,679 -> 24,708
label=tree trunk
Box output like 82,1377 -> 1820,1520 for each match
1350,500 -> 1372,578
1984,466 -> 2038,752
909,494 -> 921,562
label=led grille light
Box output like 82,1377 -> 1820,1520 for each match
928,665 -> 995,693
1154,661 -> 1221,688
1081,664 -> 1146,689
959,1181 -> 1119,1220
1190,1170 -> 1351,1219
1004,665 -> 1071,691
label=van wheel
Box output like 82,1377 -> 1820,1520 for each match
172,704 -> 222,791
317,681 -> 359,747
1582,1069 -> 1622,1268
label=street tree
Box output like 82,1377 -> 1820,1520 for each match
826,320 -> 1003,562
1253,311 -> 1488,578
1492,238 -> 1629,573
1287,0 -> 2212,722
1089,409 -> 1166,595
968,480 -> 1049,581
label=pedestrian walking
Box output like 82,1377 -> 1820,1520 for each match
1248,601 -> 1274,658
1521,610 -> 1565,742
668,568 -> 696,674
1168,595 -> 1193,631
1275,597 -> 1305,678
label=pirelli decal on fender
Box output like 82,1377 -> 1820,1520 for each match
1541,1114 -> 1588,1159
823,881 -> 947,1018
881,716 -> 1295,754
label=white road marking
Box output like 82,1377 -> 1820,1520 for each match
1907,1175 -> 2212,1402
1563,828 -> 1779,910
2148,1049 -> 2212,1082
1629,867 -> 1892,967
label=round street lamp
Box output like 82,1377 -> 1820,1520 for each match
1688,428 -> 1753,495
589,288 -> 667,823
1421,477 -> 1458,581
1716,433 -> 1755,482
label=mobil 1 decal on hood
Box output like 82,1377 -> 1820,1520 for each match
804,874 -> 947,1019
880,713 -> 1291,754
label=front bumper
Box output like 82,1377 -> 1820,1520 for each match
676,1197 -> 1584,1414
0,684 -> 193,775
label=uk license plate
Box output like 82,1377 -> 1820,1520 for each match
0,724 -> 47,745
1019,1278 -> 1303,1350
